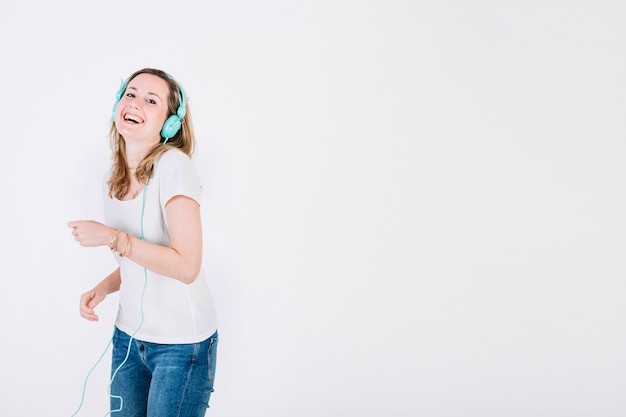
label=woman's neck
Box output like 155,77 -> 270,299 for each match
125,140 -> 158,169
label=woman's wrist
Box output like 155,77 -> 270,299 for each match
118,232 -> 132,257
109,229 -> 120,251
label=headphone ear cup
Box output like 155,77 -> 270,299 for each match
161,115 -> 182,140
112,79 -> 127,122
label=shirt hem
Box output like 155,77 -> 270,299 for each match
115,323 -> 218,345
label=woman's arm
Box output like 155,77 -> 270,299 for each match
118,195 -> 202,283
79,267 -> 121,321
68,195 -> 202,284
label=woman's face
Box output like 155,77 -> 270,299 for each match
115,73 -> 170,145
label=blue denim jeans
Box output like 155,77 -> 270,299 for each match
110,327 -> 218,417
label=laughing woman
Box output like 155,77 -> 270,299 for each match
69,68 -> 218,417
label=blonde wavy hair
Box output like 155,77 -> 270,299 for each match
107,68 -> 196,199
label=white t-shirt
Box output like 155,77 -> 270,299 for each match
103,149 -> 218,344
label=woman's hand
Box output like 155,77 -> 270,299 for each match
68,220 -> 116,248
77,268 -> 121,321
79,286 -> 107,321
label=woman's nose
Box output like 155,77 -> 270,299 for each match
128,97 -> 141,110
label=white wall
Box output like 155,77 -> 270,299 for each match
1,1 -> 625,416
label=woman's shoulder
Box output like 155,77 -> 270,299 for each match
159,148 -> 193,163
154,148 -> 198,182
154,148 -> 202,199
155,148 -> 195,170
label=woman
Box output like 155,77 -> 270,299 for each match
69,68 -> 218,416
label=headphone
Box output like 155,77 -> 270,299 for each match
112,73 -> 187,142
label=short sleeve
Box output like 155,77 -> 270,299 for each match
156,150 -> 202,207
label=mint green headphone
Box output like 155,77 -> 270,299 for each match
112,73 -> 187,142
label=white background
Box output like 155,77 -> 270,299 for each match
1,1 -> 625,416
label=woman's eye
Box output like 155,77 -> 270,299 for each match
125,93 -> 135,98
147,99 -> 157,105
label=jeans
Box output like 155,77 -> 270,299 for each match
110,327 -> 218,417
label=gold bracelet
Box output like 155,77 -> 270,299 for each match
119,233 -> 132,257
109,229 -> 120,251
